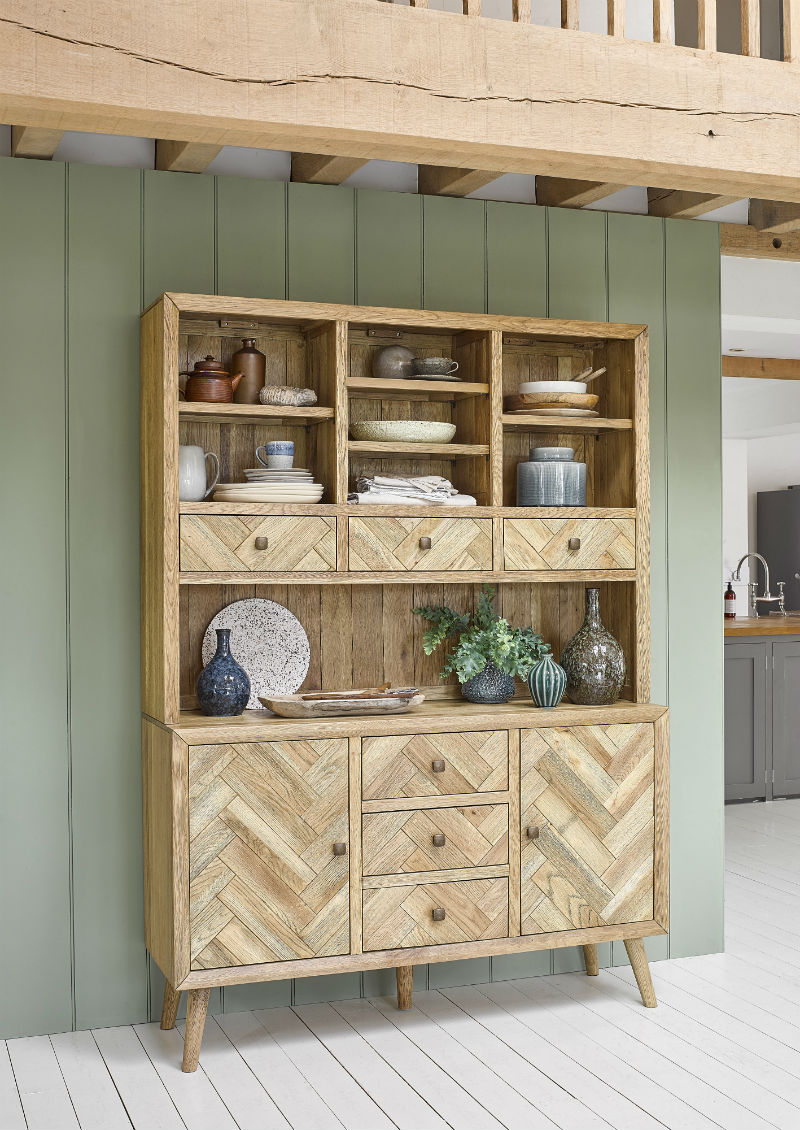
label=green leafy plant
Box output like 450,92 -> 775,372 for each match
413,585 -> 551,684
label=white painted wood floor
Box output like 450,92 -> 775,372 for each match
3,799 -> 800,1130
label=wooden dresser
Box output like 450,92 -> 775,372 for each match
141,294 -> 669,1070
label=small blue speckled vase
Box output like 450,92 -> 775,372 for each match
461,661 -> 515,704
196,628 -> 251,716
527,654 -> 567,708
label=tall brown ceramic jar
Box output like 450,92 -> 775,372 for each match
232,338 -> 266,404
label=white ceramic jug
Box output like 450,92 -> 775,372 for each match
178,445 -> 219,501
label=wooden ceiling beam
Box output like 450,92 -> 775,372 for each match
749,199 -> 800,234
291,153 -> 368,185
535,178 -> 625,208
10,126 -> 63,159
155,141 -> 223,173
723,356 -> 800,380
417,166 -> 503,197
647,189 -> 741,219
720,223 -> 800,260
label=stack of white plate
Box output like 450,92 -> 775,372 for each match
214,467 -> 324,504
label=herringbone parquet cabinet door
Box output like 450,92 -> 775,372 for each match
521,724 -> 655,935
188,738 -> 349,969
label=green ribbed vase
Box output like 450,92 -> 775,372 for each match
527,654 -> 567,708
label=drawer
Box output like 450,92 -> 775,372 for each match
179,514 -> 336,572
363,804 -> 509,875
362,731 -> 509,800
503,518 -> 635,571
348,516 -> 492,571
363,877 -> 508,951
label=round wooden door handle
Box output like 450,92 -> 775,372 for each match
526,825 -> 540,839
432,908 -> 446,922
432,833 -> 446,847
254,536 -> 269,550
431,759 -> 446,773
419,536 -> 432,550
333,842 -> 348,856
568,537 -> 581,551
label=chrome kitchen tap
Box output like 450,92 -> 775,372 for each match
734,553 -> 786,616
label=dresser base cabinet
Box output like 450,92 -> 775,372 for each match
144,706 -> 668,1071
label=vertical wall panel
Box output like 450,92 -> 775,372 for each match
217,178 -> 287,299
288,183 -> 355,303
0,158 -> 72,1037
607,211 -> 670,966
423,195 -> 486,313
356,189 -> 423,309
143,170 -> 215,306
67,164 -> 148,1028
665,219 -> 724,958
486,201 -> 548,317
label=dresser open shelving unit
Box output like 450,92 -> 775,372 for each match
141,293 -> 668,1071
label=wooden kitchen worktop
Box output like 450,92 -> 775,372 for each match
725,615 -> 800,637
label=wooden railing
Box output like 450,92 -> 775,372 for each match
379,1 -> 800,62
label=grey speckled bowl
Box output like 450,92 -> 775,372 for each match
350,420 -> 457,444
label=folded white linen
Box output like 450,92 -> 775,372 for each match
357,473 -> 458,498
348,491 -> 477,506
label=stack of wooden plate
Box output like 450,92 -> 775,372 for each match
504,390 -> 599,418
214,467 -> 324,503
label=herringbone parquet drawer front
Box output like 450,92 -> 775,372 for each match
188,738 -> 349,969
362,731 -> 509,800
363,877 -> 509,951
503,518 -> 636,571
348,516 -> 493,572
363,804 -> 509,875
520,723 -> 655,935
179,514 -> 337,572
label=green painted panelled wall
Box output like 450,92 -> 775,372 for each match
0,159 -> 723,1037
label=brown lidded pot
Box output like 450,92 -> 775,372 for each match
184,356 -> 244,403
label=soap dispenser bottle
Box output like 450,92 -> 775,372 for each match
724,581 -> 736,620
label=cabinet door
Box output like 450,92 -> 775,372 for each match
772,639 -> 800,797
520,724 -> 655,935
724,642 -> 768,802
188,738 -> 349,970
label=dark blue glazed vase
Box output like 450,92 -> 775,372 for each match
461,661 -> 515,704
196,628 -> 250,716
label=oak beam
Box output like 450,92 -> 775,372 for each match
784,0 -> 800,62
720,223 -> 800,260
10,125 -> 63,159
741,0 -> 761,57
749,199 -> 800,234
512,0 -> 532,21
561,0 -> 579,30
652,0 -> 673,44
722,356 -> 800,380
647,189 -> 740,218
291,153 -> 368,185
607,0 -> 625,37
155,140 -> 222,173
418,166 -> 502,197
698,0 -> 717,51
536,177 -> 625,208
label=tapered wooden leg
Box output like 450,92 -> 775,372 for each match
182,988 -> 211,1072
396,966 -> 413,1010
624,938 -> 657,1008
583,944 -> 599,977
160,981 -> 181,1030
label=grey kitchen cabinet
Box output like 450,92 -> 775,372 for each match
725,634 -> 800,801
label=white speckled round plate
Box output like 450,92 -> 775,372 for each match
202,598 -> 310,710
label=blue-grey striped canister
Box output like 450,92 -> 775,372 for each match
527,654 -> 567,708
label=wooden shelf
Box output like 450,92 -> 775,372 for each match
347,376 -> 488,400
502,413 -> 633,433
178,401 -> 334,424
348,440 -> 490,458
179,502 -> 635,518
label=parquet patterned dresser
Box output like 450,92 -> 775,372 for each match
141,295 -> 668,1070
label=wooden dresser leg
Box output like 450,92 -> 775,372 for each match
396,966 -> 413,1010
160,981 -> 181,1030
182,988 -> 211,1072
583,944 -> 599,977
624,938 -> 657,1008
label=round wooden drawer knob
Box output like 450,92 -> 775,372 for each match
432,833 -> 446,848
568,537 -> 581,551
526,825 -> 540,839
333,842 -> 347,856
419,536 -> 432,550
254,536 -> 269,550
432,759 -> 446,773
432,908 -> 446,922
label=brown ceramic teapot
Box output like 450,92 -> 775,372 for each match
184,356 -> 244,403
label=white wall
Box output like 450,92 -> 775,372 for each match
723,438 -> 751,603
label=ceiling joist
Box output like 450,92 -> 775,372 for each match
721,223 -> 800,260
647,189 -> 741,219
417,166 -> 502,197
155,141 -> 222,173
10,126 -> 63,159
291,153 -> 368,185
749,199 -> 800,234
723,356 -> 800,380
535,177 -> 625,208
